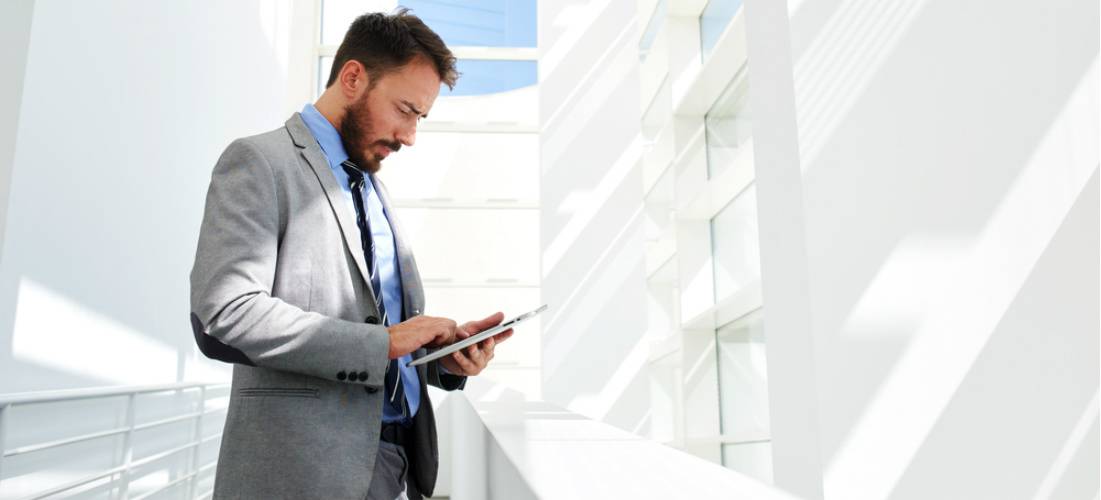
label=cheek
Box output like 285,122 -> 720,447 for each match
356,115 -> 379,141
381,113 -> 403,133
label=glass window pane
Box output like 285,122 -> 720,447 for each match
721,441 -> 774,484
378,131 -> 539,202
647,352 -> 680,443
711,184 -> 761,300
403,0 -> 537,47
716,308 -> 770,440
699,0 -> 742,59
392,208 -> 539,284
705,68 -> 751,179
317,56 -> 334,99
444,59 -> 537,96
639,0 -> 667,61
321,0 -> 397,46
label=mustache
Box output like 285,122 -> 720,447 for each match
374,140 -> 401,154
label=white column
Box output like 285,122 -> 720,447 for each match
742,0 -> 824,497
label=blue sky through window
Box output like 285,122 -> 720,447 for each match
403,0 -> 536,48
442,59 -> 536,96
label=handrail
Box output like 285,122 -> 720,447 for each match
4,407 -> 226,458
0,381 -> 229,499
0,381 -> 222,406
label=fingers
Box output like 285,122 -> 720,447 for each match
492,328 -> 514,343
463,311 -> 504,334
471,339 -> 495,366
449,338 -> 497,376
435,318 -> 458,341
416,317 -> 460,348
480,311 -> 505,328
450,348 -> 479,374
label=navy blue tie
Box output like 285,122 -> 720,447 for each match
341,160 -> 407,419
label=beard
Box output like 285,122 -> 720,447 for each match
339,92 -> 401,174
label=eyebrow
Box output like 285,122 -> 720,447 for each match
401,100 -> 428,119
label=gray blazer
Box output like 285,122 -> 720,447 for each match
190,113 -> 465,499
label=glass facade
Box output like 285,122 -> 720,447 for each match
639,0 -> 667,62
636,0 -> 770,480
711,184 -> 761,301
699,0 -> 743,59
716,309 -> 773,483
704,67 -> 752,179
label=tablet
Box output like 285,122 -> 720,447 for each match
406,304 -> 548,368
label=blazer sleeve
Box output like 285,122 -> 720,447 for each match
189,138 -> 391,387
426,356 -> 467,391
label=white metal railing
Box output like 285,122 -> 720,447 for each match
0,382 -> 228,500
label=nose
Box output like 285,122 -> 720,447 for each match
396,123 -> 417,147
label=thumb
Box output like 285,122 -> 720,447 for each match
464,311 -> 504,334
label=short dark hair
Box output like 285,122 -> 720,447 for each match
325,8 -> 459,90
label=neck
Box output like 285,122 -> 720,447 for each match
313,89 -> 345,134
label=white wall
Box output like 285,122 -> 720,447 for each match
0,1 -> 307,497
745,0 -> 1099,498
0,0 -> 36,262
538,0 -> 651,432
0,0 -> 308,393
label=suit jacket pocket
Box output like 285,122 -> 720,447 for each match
237,388 -> 319,398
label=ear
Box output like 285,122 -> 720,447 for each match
337,60 -> 372,100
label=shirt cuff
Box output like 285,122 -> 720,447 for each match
438,362 -> 455,376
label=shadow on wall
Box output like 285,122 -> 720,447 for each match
0,0 -> 300,394
778,0 -> 1098,497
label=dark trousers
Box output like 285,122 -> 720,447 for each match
366,435 -> 422,500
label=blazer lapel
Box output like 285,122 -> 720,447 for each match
284,114 -> 373,295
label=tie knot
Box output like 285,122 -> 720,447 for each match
341,160 -> 365,186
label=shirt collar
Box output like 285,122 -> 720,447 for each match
299,103 -> 349,170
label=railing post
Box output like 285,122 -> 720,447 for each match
116,393 -> 136,500
187,386 -> 205,500
0,403 -> 9,484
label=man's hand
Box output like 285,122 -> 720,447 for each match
438,311 -> 514,376
386,315 -> 459,359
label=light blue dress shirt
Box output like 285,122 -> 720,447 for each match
300,104 -> 420,424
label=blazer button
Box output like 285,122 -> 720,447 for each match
336,371 -> 347,381
365,315 -> 379,325
365,386 -> 379,394
358,371 -> 368,382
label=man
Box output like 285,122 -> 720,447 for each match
189,9 -> 511,500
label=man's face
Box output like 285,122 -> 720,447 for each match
340,56 -> 441,173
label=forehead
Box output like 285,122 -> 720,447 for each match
373,57 -> 441,110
